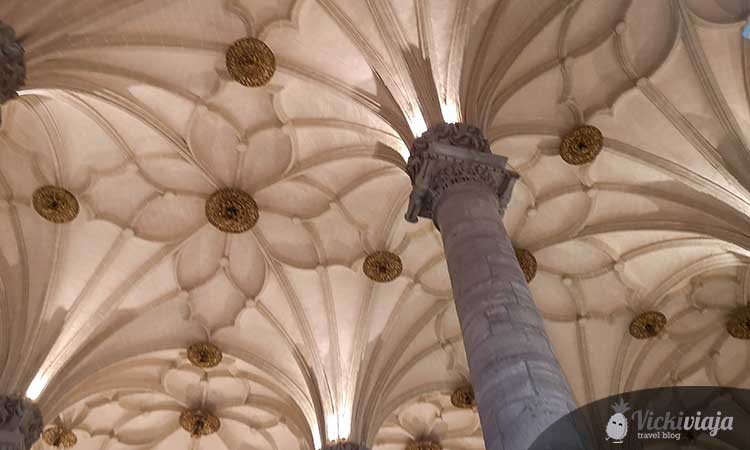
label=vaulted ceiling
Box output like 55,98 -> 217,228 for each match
1,1 -> 750,450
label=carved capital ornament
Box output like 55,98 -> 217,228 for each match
406,440 -> 442,450
206,188 -> 259,233
0,21 -> 25,107
226,38 -> 276,87
559,125 -> 603,165
363,251 -> 402,282
0,396 -> 43,450
405,123 -> 519,226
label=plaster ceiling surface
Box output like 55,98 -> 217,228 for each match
0,0 -> 749,449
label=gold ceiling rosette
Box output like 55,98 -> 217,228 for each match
559,125 -> 604,165
226,37 -> 276,87
205,188 -> 259,233
363,251 -> 403,283
0,20 -> 25,107
32,186 -> 79,224
179,409 -> 220,437
629,311 -> 667,339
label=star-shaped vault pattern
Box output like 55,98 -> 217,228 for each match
0,1 -> 749,450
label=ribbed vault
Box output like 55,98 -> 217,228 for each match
0,1 -> 749,450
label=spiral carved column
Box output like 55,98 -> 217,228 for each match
405,123 -> 583,450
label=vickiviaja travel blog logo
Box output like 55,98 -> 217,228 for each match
605,398 -> 734,443
605,398 -> 629,443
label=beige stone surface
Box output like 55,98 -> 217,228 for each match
0,1 -> 748,449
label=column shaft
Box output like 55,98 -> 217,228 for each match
403,123 -> 584,450
434,183 -> 576,450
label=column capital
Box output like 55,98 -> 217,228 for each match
0,396 -> 43,450
1,20 -> 26,127
405,123 -> 518,225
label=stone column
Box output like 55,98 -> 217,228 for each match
405,124 -> 582,450
0,20 -> 26,126
0,396 -> 43,450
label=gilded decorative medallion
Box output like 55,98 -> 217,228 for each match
406,441 -> 442,450
450,385 -> 476,409
32,186 -> 79,223
226,37 -> 276,87
514,247 -> 537,283
559,125 -> 603,165
629,311 -> 667,339
42,426 -> 77,448
727,306 -> 750,339
187,342 -> 223,368
206,188 -> 259,233
363,251 -> 402,283
179,409 -> 220,437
